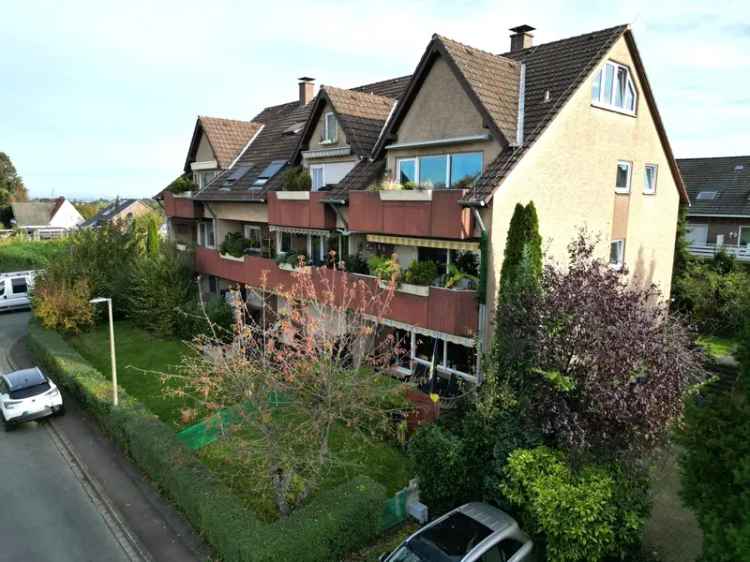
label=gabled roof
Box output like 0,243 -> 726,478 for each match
463,25 -> 689,204
80,198 -> 143,228
11,199 -> 64,227
373,34 -> 521,156
196,76 -> 411,202
184,116 -> 263,172
678,156 -> 750,217
294,86 -> 396,158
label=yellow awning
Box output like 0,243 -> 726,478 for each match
366,234 -> 479,252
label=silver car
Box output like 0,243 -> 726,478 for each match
382,503 -> 534,562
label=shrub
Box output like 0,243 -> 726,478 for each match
343,253 -> 369,274
280,166 -> 312,191
220,231 -> 258,257
368,254 -> 400,282
500,446 -> 649,562
0,238 -> 70,272
403,260 -> 437,286
175,296 -> 233,341
31,264 -> 94,334
166,175 -> 196,194
26,321 -> 387,562
675,385 -> 750,562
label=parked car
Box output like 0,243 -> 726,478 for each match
0,367 -> 65,430
381,503 -> 534,562
0,270 -> 37,312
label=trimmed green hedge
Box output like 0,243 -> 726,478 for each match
27,321 -> 386,562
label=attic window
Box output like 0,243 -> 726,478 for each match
321,112 -> 337,144
252,160 -> 286,187
223,165 -> 251,186
591,61 -> 636,114
696,191 -> 718,201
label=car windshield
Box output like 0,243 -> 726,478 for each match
408,512 -> 493,561
9,381 -> 51,400
387,545 -> 428,562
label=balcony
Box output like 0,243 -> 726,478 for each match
689,243 -> 750,262
163,192 -> 202,219
194,247 -> 478,338
348,190 -> 473,239
267,192 -> 337,230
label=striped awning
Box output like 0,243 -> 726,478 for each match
366,234 -> 479,252
269,225 -> 331,236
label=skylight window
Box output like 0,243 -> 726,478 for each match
223,165 -> 251,186
283,122 -> 306,135
696,191 -> 718,200
252,160 -> 286,187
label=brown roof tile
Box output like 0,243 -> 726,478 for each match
198,117 -> 263,169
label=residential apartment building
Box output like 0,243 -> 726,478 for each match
677,155 -> 750,262
159,23 -> 686,386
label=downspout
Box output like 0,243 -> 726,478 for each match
472,205 -> 489,385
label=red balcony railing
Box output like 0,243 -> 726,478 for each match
163,192 -> 202,219
268,192 -> 336,230
348,190 -> 473,239
194,247 -> 478,338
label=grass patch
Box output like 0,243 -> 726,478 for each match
697,335 -> 738,361
67,321 -> 189,427
0,238 -> 70,272
344,521 -> 419,561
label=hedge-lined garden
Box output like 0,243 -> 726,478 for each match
27,322 -> 387,562
0,237 -> 70,272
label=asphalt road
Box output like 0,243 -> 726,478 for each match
0,311 -> 206,562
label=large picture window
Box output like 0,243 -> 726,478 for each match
395,152 -> 482,189
592,61 -> 637,114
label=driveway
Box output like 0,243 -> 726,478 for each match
0,311 -> 207,562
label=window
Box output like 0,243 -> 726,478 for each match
223,165 -> 250,186
198,221 -> 215,248
11,278 -> 27,295
0,281 -> 4,296
740,226 -> 750,247
615,161 -> 632,193
592,61 -> 637,114
195,170 -> 218,189
395,152 -> 483,189
253,160 -> 286,187
644,164 -> 658,194
243,225 -> 262,253
417,247 -> 448,277
310,165 -> 325,191
322,112 -> 337,143
450,152 -> 483,187
696,191 -> 718,200
610,239 -> 625,269
397,158 -> 417,184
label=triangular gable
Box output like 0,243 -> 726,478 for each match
183,116 -> 262,172
373,34 -> 521,157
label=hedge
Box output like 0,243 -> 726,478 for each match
27,321 -> 386,562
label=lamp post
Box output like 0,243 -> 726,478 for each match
90,297 -> 118,407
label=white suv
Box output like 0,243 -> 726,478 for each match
0,271 -> 37,312
0,368 -> 65,431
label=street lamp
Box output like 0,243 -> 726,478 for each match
90,297 -> 118,407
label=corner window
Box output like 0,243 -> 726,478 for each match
322,112 -> 337,143
610,239 -> 625,269
198,221 -> 215,248
395,152 -> 482,189
397,158 -> 417,184
644,164 -> 658,195
310,165 -> 325,191
592,61 -> 637,114
615,161 -> 632,194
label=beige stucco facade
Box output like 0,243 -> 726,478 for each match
484,35 -> 680,339
195,132 -> 215,163
385,56 -> 502,183
308,101 -> 349,151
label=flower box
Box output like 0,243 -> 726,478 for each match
378,190 -> 433,202
276,191 -> 310,200
378,280 -> 431,297
220,253 -> 245,262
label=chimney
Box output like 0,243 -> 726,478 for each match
298,76 -> 315,105
509,25 -> 535,52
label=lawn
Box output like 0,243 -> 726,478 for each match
697,335 -> 738,361
0,238 -> 70,272
67,321 -> 190,427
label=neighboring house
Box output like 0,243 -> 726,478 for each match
81,198 -> 153,229
10,197 -> 84,238
159,23 -> 686,386
677,155 -> 750,262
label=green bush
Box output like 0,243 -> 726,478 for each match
368,255 -> 400,282
674,386 -> 750,562
31,265 -> 94,334
175,296 -> 234,341
27,322 -> 387,562
280,166 -> 312,191
500,446 -> 649,562
220,231 -> 258,258
343,253 -> 369,275
166,175 -> 196,194
403,260 -> 438,286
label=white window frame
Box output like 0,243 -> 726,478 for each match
410,334 -> 478,382
243,224 -> 262,253
395,152 -> 483,189
396,158 -> 418,185
591,61 -> 637,115
609,239 -> 625,270
322,112 -> 337,143
615,160 -> 632,194
310,164 -> 325,191
643,164 -> 658,195
198,220 -> 216,249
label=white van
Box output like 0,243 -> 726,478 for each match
0,271 -> 37,312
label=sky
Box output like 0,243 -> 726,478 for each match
1,0 -> 748,200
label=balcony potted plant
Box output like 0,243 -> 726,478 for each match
368,254 -> 401,286
275,252 -> 310,271
401,260 -> 438,297
166,175 -> 196,198
276,166 -> 312,200
371,179 -> 433,202
219,232 -> 255,262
